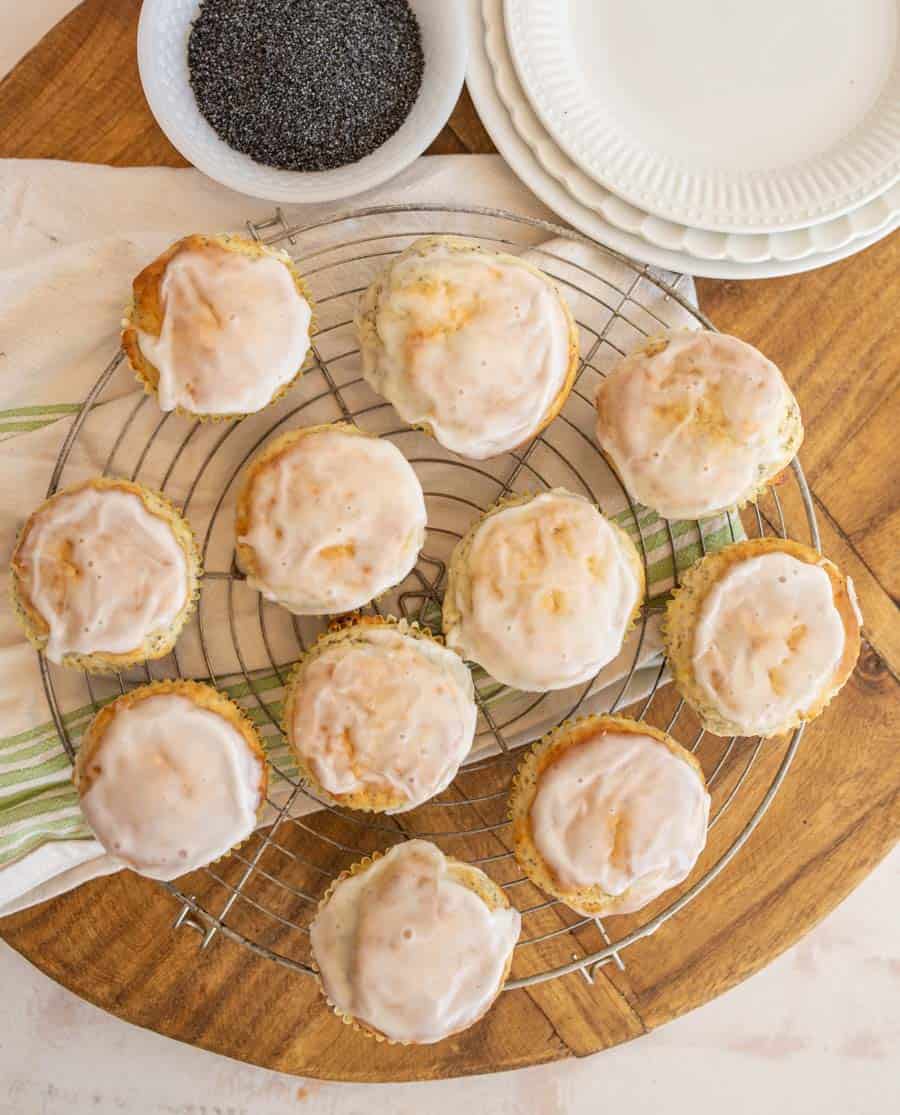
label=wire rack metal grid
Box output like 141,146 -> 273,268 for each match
39,204 -> 817,991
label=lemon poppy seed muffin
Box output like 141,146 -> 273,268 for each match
122,233 -> 314,419
357,235 -> 580,459
442,489 -> 645,692
74,681 -> 267,880
10,477 -> 200,671
664,537 -> 862,738
310,840 -> 521,1044
284,618 -> 477,813
235,423 -> 426,615
510,715 -> 710,917
595,330 -> 803,520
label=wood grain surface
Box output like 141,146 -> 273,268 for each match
0,0 -> 897,1083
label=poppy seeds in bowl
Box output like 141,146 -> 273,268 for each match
188,0 -> 425,172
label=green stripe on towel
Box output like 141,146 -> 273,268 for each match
0,404 -> 81,440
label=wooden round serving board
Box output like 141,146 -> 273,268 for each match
1,0 -> 897,1083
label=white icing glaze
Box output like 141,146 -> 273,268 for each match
530,730 -> 709,914
238,427 -> 426,615
16,486 -> 189,664
595,330 -> 799,520
136,244 -> 312,415
310,840 -> 520,1044
290,627 -> 476,812
444,490 -> 642,691
359,239 -> 572,459
692,552 -> 846,734
80,693 -> 264,880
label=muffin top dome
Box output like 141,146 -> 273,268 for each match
125,235 -> 313,417
692,551 -> 849,735
595,330 -> 802,520
285,621 -> 477,813
443,490 -> 644,691
529,729 -> 708,907
510,716 -> 709,917
310,840 -> 521,1044
10,479 -> 194,666
358,236 -> 577,459
75,683 -> 267,881
236,424 -> 426,615
664,538 -> 862,738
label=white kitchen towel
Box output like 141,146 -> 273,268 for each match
0,155 -> 738,915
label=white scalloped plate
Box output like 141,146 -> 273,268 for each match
504,0 -> 900,233
465,0 -> 900,278
483,0 -> 900,263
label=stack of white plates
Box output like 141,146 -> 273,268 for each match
467,0 -> 900,278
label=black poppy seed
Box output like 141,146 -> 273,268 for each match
188,0 -> 425,172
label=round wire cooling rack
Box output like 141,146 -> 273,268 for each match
38,204 -> 818,992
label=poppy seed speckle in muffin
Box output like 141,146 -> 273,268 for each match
188,0 -> 424,172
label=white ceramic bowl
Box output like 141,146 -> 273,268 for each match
137,0 -> 468,203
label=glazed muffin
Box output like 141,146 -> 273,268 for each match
356,235 -> 580,459
442,489 -> 645,692
122,233 -> 314,419
10,477 -> 200,670
310,839 -> 521,1044
595,330 -> 803,520
284,618 -> 477,813
664,537 -> 862,738
510,715 -> 710,917
235,423 -> 426,615
74,680 -> 267,880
